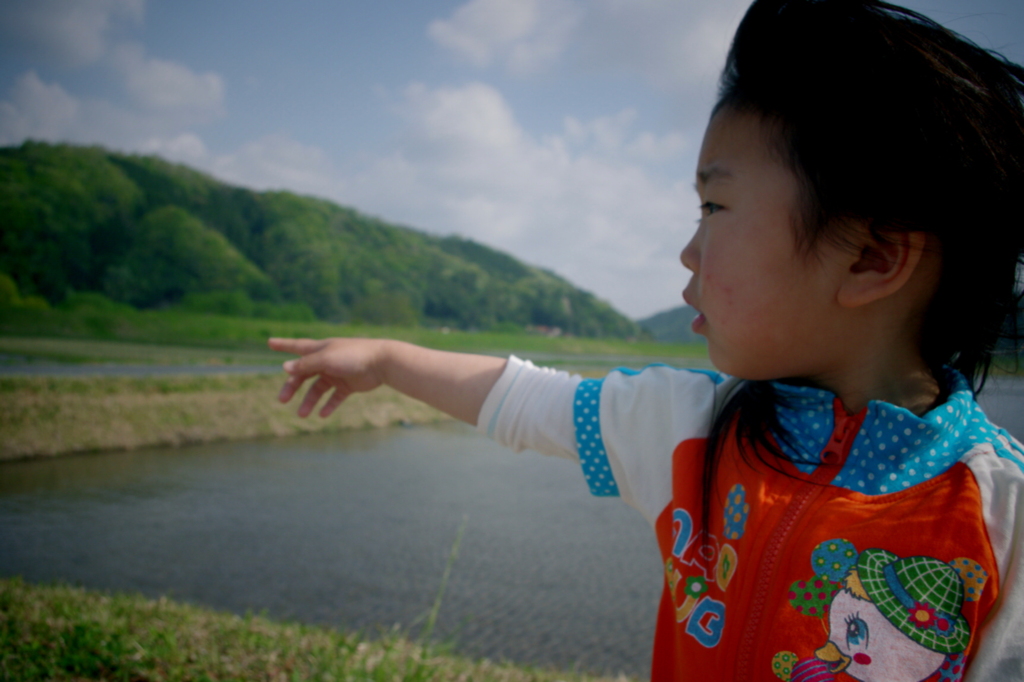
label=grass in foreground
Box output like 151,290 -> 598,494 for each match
0,577 -> 631,682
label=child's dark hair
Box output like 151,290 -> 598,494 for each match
701,0 -> 1024,535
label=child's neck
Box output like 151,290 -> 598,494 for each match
804,349 -> 941,417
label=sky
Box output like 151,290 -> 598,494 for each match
2,0 -> 1023,320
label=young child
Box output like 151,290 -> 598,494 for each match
270,1 -> 1024,680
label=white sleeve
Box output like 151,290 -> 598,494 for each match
475,355 -> 581,461
964,450 -> 1024,680
476,356 -> 743,527
597,367 -> 743,525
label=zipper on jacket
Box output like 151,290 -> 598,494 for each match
734,399 -> 866,680
820,399 -> 862,466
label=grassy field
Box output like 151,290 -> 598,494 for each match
0,308 -> 708,461
0,343 -> 710,462
0,336 -> 284,366
0,577 -> 631,682
0,334 -> 709,372
0,307 -> 706,362
0,373 -> 448,461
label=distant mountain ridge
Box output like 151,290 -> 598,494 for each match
0,141 -> 639,338
637,305 -> 704,344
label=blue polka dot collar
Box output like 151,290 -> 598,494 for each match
770,368 -> 995,495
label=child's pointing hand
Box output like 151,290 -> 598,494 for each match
269,337 -> 387,418
267,337 -> 506,424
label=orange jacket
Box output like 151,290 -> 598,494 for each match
479,358 -> 1024,682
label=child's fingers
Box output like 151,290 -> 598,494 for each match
282,351 -> 333,378
278,374 -> 307,403
319,387 -> 351,418
268,337 -> 327,356
297,376 -> 334,417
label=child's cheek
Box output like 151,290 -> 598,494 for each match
700,267 -> 733,309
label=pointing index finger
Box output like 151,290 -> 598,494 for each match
267,338 -> 327,356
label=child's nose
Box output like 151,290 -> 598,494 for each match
680,233 -> 700,273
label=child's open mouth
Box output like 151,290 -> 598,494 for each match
691,312 -> 705,333
682,291 -> 704,333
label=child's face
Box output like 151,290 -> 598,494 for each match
682,109 -> 847,381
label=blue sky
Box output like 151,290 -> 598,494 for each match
2,0 -> 1023,319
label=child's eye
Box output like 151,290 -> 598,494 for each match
699,202 -> 723,216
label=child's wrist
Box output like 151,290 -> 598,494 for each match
373,339 -> 406,388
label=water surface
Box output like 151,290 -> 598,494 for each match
0,423 -> 662,677
1,378 -> 1020,678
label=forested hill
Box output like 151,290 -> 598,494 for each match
637,305 -> 702,345
0,141 -> 639,337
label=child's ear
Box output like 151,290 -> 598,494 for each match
836,228 -> 929,308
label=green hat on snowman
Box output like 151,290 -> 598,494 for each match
857,548 -> 970,654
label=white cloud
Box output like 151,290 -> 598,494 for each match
428,0 -> 751,94
80,129 -> 342,201
207,134 -> 342,199
428,0 -> 581,75
399,82 -> 525,173
0,70 -> 693,316
563,110 -> 688,163
563,110 -> 636,155
625,130 -> 688,163
339,82 -> 692,317
578,0 -> 749,92
0,0 -> 739,319
0,2 -> 226,153
0,0 -> 143,68
110,43 -> 224,119
0,71 -> 79,145
0,65 -> 223,152
140,132 -> 208,164
133,82 -> 691,317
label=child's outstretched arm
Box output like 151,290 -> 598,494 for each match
268,338 -> 507,424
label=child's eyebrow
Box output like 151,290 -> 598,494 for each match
695,165 -> 733,188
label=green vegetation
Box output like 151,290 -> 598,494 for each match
0,272 -> 49,311
0,141 -> 639,337
0,333 -> 706,461
106,205 -> 274,310
0,577 -> 630,682
0,373 -> 450,461
0,306 -> 705,362
636,305 -> 702,345
0,336 -> 282,366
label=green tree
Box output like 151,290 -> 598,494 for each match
105,206 -> 273,308
0,273 -> 21,307
351,291 -> 419,327
0,142 -> 642,337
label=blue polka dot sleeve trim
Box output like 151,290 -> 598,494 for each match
574,378 -> 620,497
